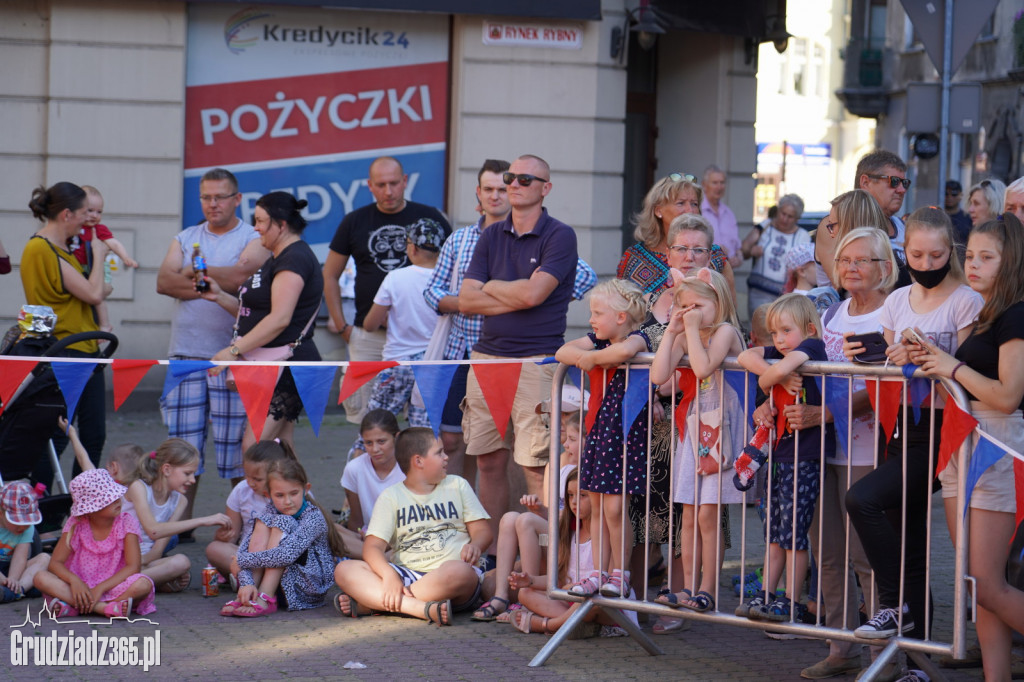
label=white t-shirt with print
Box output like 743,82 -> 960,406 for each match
822,300 -> 885,466
366,475 -> 488,573
880,284 -> 982,356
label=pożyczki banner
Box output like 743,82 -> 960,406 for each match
183,3 -> 450,253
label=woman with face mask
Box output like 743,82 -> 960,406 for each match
844,207 -> 982,647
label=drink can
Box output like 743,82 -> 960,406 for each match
202,565 -> 219,597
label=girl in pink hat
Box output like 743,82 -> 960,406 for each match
33,469 -> 155,617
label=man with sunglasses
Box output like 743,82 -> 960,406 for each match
323,156 -> 451,424
458,154 -> 579,561
943,179 -> 972,247
855,150 -> 910,264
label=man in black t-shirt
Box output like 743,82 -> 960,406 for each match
323,156 -> 451,423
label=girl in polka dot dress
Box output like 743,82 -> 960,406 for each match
33,469 -> 156,618
556,278 -> 652,599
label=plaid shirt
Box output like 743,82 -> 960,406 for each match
423,218 -> 597,360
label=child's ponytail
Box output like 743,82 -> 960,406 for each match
556,467 -> 580,585
265,458 -> 347,558
244,439 -> 298,466
131,438 -> 200,485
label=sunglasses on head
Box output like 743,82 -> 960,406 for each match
867,174 -> 911,189
502,172 -> 548,187
669,172 -> 697,183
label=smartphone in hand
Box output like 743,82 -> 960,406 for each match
847,331 -> 888,363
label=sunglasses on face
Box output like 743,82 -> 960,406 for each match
502,172 -> 548,187
867,174 -> 911,189
669,172 -> 697,183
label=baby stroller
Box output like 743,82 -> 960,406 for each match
0,321 -> 117,542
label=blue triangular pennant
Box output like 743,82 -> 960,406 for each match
823,374 -> 852,459
724,369 -> 758,431
621,367 -> 650,439
535,356 -> 559,365
566,367 -> 583,390
963,434 -> 1003,515
290,365 -> 336,437
411,363 -> 459,436
51,361 -> 98,421
901,364 -> 930,424
161,360 -> 215,400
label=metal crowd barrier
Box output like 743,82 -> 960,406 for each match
534,354 -> 974,681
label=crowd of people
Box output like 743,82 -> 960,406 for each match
5,153 -> 1024,682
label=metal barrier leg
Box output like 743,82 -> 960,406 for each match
906,649 -> 949,682
858,640 -> 900,681
528,600 -> 597,667
599,603 -> 664,657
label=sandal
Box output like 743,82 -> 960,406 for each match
47,597 -> 78,618
678,590 -> 715,613
654,588 -> 692,609
232,592 -> 278,618
471,596 -> 509,622
495,602 -> 523,624
220,600 -> 245,616
423,599 -> 452,626
103,597 -> 133,618
333,592 -> 366,618
513,608 -> 549,634
158,570 -> 192,593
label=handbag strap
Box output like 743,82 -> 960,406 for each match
232,299 -> 319,349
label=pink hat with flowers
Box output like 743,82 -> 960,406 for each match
1,481 -> 42,525
69,469 -> 126,517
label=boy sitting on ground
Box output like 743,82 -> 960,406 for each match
333,427 -> 492,625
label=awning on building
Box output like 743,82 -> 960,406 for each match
189,0 -> 602,21
649,0 -> 785,40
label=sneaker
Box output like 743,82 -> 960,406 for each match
599,571 -> 629,598
0,585 -> 24,603
855,605 -> 914,639
568,571 -> 606,596
735,595 -> 766,618
856,660 -> 903,682
895,671 -> 930,682
760,594 -> 808,623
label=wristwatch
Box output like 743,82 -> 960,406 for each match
229,345 -> 241,357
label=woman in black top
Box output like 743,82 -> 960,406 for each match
205,192 -> 323,451
919,214 -> 1024,681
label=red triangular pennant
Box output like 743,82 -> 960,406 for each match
473,363 -> 523,440
585,368 -> 615,434
936,398 -> 979,478
338,361 -> 399,405
771,385 -> 798,445
865,378 -> 903,444
0,358 -> 38,416
111,359 -> 158,411
672,367 -> 698,431
230,365 -> 281,441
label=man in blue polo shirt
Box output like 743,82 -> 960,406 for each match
459,154 -> 577,561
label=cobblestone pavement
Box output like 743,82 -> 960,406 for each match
1,408 -> 985,680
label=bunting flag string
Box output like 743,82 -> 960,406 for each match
585,368 -> 615,434
0,358 -> 38,416
51,361 -> 99,421
963,433 -> 1006,516
936,397 -> 978,477
901,364 -> 931,425
771,385 -> 796,445
473,363 -> 523,440
411,363 -> 459,436
337,361 -> 398,405
864,378 -> 902,444
725,369 -> 757,430
620,367 -> 651,439
229,365 -> 281,442
111,359 -> 157,411
290,365 -> 336,437
161,360 -> 214,400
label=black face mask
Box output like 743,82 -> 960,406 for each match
907,259 -> 951,289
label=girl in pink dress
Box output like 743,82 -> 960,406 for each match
33,469 -> 156,617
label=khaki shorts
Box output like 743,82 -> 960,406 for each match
341,326 -> 387,424
462,351 -> 554,468
939,407 -> 1021,514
